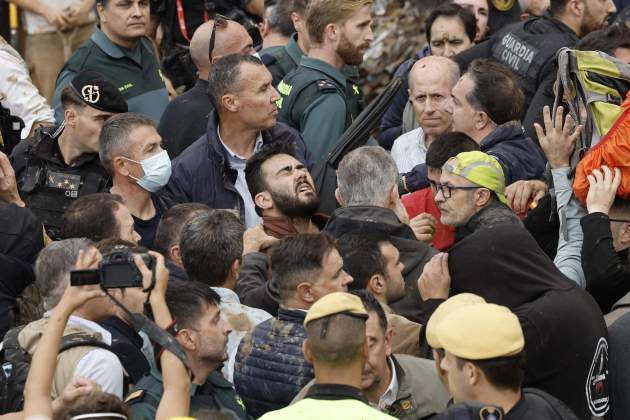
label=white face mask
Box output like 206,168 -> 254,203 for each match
125,150 -> 172,192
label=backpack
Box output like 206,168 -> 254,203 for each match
552,47 -> 630,170
0,102 -> 24,156
0,327 -> 110,414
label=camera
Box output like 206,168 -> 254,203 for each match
70,248 -> 155,289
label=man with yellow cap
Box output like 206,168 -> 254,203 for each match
259,292 -> 395,419
432,301 -> 579,419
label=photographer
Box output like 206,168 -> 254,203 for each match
96,240 -> 171,388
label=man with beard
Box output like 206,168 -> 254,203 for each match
454,0 -> 617,142
162,54 -> 313,229
235,141 -> 324,315
276,0 -> 374,162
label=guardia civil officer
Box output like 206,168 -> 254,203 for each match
454,0 -> 616,141
276,0 -> 373,162
10,70 -> 127,240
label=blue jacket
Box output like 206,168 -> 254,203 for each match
404,122 -> 546,192
161,112 -> 313,220
233,308 -> 314,418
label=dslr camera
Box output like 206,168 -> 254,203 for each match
70,247 -> 155,289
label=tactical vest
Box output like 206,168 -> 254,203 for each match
490,16 -> 578,106
19,133 -> 110,240
261,47 -> 296,88
276,67 -> 356,134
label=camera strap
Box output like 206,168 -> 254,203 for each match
103,289 -> 192,371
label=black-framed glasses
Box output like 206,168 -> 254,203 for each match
208,14 -> 229,60
434,182 -> 480,199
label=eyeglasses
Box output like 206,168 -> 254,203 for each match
434,182 -> 480,199
610,218 -> 630,224
208,14 -> 229,60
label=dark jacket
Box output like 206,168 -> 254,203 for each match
236,252 -> 279,316
158,78 -> 213,159
234,307 -> 313,418
581,212 -> 630,314
161,112 -> 314,220
99,315 -> 150,386
404,121 -> 546,192
607,310 -> 630,420
323,206 -> 437,323
454,13 -> 579,142
426,220 -> 610,419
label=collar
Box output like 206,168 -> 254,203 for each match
286,33 -> 305,66
194,78 -> 209,91
100,316 -> 143,346
378,356 -> 399,409
455,201 -> 520,242
299,56 -> 347,87
306,383 -> 368,403
68,315 -> 112,345
91,27 -> 145,65
211,287 -> 241,305
147,368 -> 233,397
543,12 -> 580,38
277,306 -> 308,322
480,121 -> 524,148
217,123 -> 264,161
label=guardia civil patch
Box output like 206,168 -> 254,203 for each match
491,32 -> 539,76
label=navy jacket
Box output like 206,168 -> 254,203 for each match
161,112 -> 313,220
233,307 -> 313,418
404,121 -> 546,192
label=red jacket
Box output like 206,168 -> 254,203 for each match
401,188 -> 455,251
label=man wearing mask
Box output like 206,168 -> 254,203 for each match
99,113 -> 172,249
9,70 -> 127,240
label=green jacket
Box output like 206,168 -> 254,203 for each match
125,369 -> 250,419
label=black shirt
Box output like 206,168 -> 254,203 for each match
158,78 -> 213,159
100,315 -> 151,385
133,194 -> 166,250
507,388 -> 579,419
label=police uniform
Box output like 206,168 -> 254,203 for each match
276,56 -> 363,162
11,70 -> 127,240
126,369 -> 250,420
262,33 -> 365,122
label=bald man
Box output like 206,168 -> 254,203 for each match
390,56 -> 460,173
158,19 -> 255,159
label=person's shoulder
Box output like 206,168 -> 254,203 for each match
394,353 -> 436,373
392,128 -> 423,150
522,388 -> 580,418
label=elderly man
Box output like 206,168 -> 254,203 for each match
390,56 -> 460,173
158,18 -> 256,159
418,151 -> 610,418
163,54 -> 313,229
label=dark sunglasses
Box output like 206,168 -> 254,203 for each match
209,14 -> 229,60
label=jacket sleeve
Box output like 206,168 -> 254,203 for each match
402,163 -> 429,193
378,81 -> 408,150
453,38 -> 494,72
236,252 -> 279,316
551,167 -> 586,288
160,159 -> 193,205
581,212 -> 630,313
522,70 -> 556,143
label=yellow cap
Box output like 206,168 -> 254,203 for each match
437,303 -> 525,360
304,292 -> 368,327
443,151 -> 509,207
426,294 -> 486,349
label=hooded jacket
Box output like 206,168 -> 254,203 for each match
323,206 -> 437,323
445,223 -> 610,419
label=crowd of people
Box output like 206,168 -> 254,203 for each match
1,0 -> 630,419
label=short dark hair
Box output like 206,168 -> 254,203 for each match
60,85 -> 87,110
352,289 -> 388,331
548,0 -> 569,16
337,230 -> 389,291
305,313 -> 366,366
154,203 -> 210,257
61,193 -> 124,242
425,132 -> 480,169
180,210 -> 245,286
270,233 -> 337,301
207,54 -> 265,110
54,391 -> 129,420
426,3 -> 476,44
99,112 -> 156,174
245,140 -> 297,214
577,25 -> 630,55
467,59 -> 525,125
268,1 -> 296,37
95,238 -> 147,255
456,353 -> 525,392
165,280 -> 221,330
291,0 -> 308,15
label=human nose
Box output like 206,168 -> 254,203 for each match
270,86 -> 281,103
607,0 -> 616,14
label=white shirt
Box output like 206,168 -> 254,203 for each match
212,287 -> 272,383
21,0 -> 96,34
390,127 -> 428,173
67,315 -> 124,398
0,38 -> 55,138
217,127 -> 264,228
378,356 -> 399,409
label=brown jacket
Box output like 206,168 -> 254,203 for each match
383,303 -> 422,358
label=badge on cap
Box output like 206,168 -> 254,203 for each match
480,406 -> 502,420
81,85 -> 100,104
491,0 -> 514,11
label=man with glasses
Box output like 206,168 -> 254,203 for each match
158,17 -> 256,159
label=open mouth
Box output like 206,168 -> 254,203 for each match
296,181 -> 313,194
